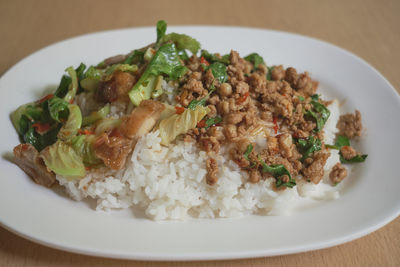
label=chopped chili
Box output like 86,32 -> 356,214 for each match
200,56 -> 209,66
175,106 -> 185,114
197,119 -> 206,128
273,117 -> 279,134
237,92 -> 249,104
32,123 -> 51,134
37,94 -> 54,104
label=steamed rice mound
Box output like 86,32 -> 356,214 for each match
57,101 -> 340,220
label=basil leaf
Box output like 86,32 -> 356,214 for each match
75,63 -> 86,82
160,33 -> 200,54
296,136 -> 322,161
200,50 -> 230,65
177,49 -> 189,61
335,135 -> 350,148
340,154 -> 368,163
156,20 -> 167,44
305,100 -> 330,132
259,158 -> 296,188
48,96 -> 69,122
298,96 -> 305,102
187,85 -> 216,110
123,50 -> 145,65
311,94 -> 319,101
129,43 -> 188,105
244,53 -> 265,69
266,66 -> 275,81
243,144 -> 253,162
23,124 -> 61,152
205,116 -> 222,129
206,62 -> 228,83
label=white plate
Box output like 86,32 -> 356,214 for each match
0,26 -> 399,260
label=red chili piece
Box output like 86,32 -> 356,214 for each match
175,106 -> 185,114
32,123 -> 51,134
273,117 -> 279,134
37,94 -> 54,104
237,92 -> 249,104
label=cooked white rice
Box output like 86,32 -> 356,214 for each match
57,100 -> 341,220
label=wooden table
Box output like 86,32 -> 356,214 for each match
1,0 -> 399,266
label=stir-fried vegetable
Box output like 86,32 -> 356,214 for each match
57,104 -> 82,140
327,135 -> 368,163
200,50 -> 230,65
296,136 -> 322,162
244,53 -> 265,69
205,62 -> 228,83
305,100 -> 330,132
82,104 -> 110,126
128,43 -> 187,106
63,67 -> 79,103
158,105 -> 209,145
40,141 -> 85,178
48,96 -> 69,122
259,157 -> 296,188
70,135 -> 102,166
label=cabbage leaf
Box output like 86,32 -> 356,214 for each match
158,105 -> 209,146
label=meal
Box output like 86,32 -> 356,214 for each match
11,21 -> 367,220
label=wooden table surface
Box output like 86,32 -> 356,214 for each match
1,0 -> 399,266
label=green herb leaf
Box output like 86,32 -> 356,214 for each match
187,85 -> 216,110
123,50 -> 145,65
48,96 -> 69,122
200,50 -> 230,65
311,94 -> 319,101
206,62 -> 228,83
298,96 -> 305,102
128,43 -> 188,106
259,157 -> 296,188
266,66 -> 275,81
244,144 -> 253,162
205,116 -> 222,129
340,154 -> 368,163
335,135 -> 350,148
305,100 -> 330,132
54,75 -> 72,98
296,136 -> 322,161
160,33 -> 201,54
156,20 -> 167,44
177,49 -> 189,61
244,53 -> 265,69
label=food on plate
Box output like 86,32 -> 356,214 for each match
10,21 -> 367,220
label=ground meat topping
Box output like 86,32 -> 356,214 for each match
337,110 -> 363,138
340,146 -> 358,160
206,158 -> 219,185
302,150 -> 330,184
329,163 -> 348,184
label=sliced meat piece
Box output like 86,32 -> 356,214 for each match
337,110 -> 363,138
103,54 -> 127,66
93,130 -> 133,170
13,144 -> 56,187
95,71 -> 136,103
120,100 -> 165,139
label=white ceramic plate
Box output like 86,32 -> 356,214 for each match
0,26 -> 399,260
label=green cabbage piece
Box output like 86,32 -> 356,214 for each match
70,135 -> 102,166
80,66 -> 103,91
48,96 -> 69,122
40,141 -> 85,178
10,102 -> 35,135
156,20 -> 167,44
63,67 -> 78,103
94,118 -> 122,135
158,105 -> 209,146
129,43 -> 187,106
82,104 -> 110,126
57,104 -> 82,140
105,64 -> 138,75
